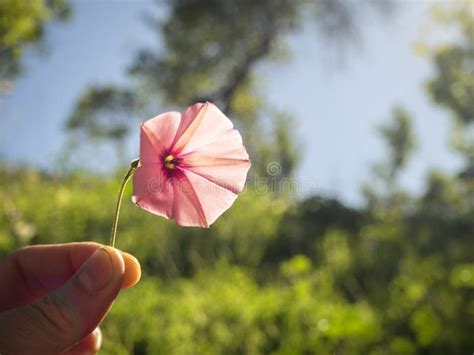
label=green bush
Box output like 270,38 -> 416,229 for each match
1,166 -> 473,353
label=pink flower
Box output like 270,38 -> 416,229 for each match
132,102 -> 251,227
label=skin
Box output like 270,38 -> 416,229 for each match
0,242 -> 141,354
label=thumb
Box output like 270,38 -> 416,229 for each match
0,247 -> 125,354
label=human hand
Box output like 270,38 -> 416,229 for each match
0,242 -> 141,354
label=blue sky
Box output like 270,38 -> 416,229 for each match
0,0 -> 462,205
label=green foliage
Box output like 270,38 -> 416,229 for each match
427,1 -> 474,126
429,45 -> 474,126
378,107 -> 415,176
451,263 -> 474,288
67,85 -> 140,142
410,305 -> 441,347
425,1 -> 474,166
0,0 -> 70,85
363,107 -> 416,209
1,162 -> 472,353
103,261 -> 380,354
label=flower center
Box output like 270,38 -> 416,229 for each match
164,155 -> 179,170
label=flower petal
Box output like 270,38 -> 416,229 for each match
132,165 -> 175,220
171,102 -> 233,156
180,168 -> 240,226
180,129 -> 251,193
180,129 -> 248,159
180,161 -> 250,195
171,169 -> 208,227
141,112 -> 181,162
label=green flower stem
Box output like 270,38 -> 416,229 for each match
110,158 -> 140,248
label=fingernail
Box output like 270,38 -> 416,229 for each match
78,248 -> 113,292
92,327 -> 102,352
94,327 -> 102,344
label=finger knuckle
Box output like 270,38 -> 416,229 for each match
28,292 -> 77,345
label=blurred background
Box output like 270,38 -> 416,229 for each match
0,0 -> 473,353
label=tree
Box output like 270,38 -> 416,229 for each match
362,106 -> 416,209
67,0 -> 393,177
65,85 -> 140,161
0,0 -> 70,93
425,1 -> 474,168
